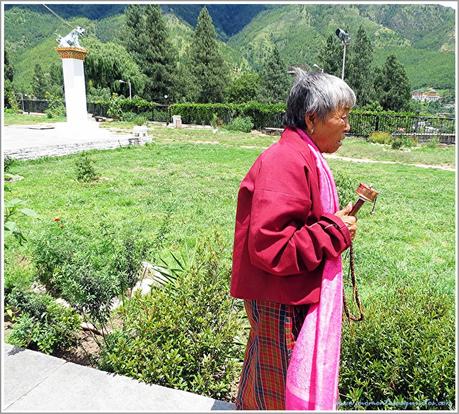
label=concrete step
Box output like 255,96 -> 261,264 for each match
3,343 -> 235,412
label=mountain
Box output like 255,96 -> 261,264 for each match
4,4 -> 455,94
228,4 -> 455,90
4,4 -> 268,39
4,6 -> 243,93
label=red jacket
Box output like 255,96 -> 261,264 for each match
230,128 -> 351,305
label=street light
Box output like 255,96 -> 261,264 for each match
313,64 -> 324,73
335,28 -> 351,80
118,79 -> 132,100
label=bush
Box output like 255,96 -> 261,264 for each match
340,287 -> 455,409
224,116 -> 254,133
391,137 -> 404,150
4,156 -> 16,173
44,92 -> 65,119
75,152 -> 98,182
7,289 -> 80,354
32,220 -> 150,335
104,95 -> 159,120
334,169 -> 356,209
424,136 -> 440,148
368,131 -> 392,145
169,102 -> 285,129
98,233 -> 245,401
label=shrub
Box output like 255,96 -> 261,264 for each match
7,288 -> 80,354
75,152 -> 98,182
388,135 -> 419,148
152,110 -> 170,123
32,220 -> 150,337
391,137 -> 404,150
368,131 -> 392,145
424,136 -> 440,148
4,198 -> 39,247
169,102 -> 285,129
340,287 -> 455,409
334,169 -> 356,209
4,156 -> 16,173
45,92 -> 65,119
224,116 -> 254,133
105,95 -> 159,120
98,232 -> 245,401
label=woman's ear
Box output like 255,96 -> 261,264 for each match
304,113 -> 315,134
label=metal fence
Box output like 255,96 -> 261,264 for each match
16,98 -> 49,114
13,98 -> 456,144
349,112 -> 455,137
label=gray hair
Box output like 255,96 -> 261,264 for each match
284,68 -> 356,129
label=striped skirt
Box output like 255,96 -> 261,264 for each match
235,300 -> 310,410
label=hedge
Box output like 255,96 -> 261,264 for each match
86,96 -> 455,136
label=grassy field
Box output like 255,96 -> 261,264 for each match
4,122 -> 456,407
5,128 -> 455,291
3,112 -> 66,126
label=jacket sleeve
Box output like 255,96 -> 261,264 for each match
247,157 -> 351,276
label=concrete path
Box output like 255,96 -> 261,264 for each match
3,343 -> 235,412
3,120 -> 137,160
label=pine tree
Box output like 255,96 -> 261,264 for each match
319,34 -> 342,78
259,43 -> 290,103
32,64 -> 49,99
347,26 -> 375,106
189,7 -> 228,103
49,63 -> 64,97
5,49 -> 14,82
125,5 -> 176,102
375,55 -> 411,111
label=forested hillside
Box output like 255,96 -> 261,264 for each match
228,4 -> 455,90
4,3 -> 455,93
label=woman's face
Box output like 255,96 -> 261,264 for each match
307,107 -> 351,153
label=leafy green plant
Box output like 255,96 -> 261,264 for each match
340,287 -> 455,409
98,232 -> 245,401
4,156 -> 16,173
224,116 -> 254,133
75,152 -> 98,182
210,113 -> 219,129
7,288 -> 80,354
4,198 -> 39,246
32,220 -> 150,343
424,136 -> 440,148
391,137 -> 404,150
368,131 -> 392,145
44,92 -> 65,119
334,169 -> 356,209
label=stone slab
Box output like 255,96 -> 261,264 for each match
3,344 -> 66,410
3,344 -> 235,412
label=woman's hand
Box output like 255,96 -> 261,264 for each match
335,202 -> 357,240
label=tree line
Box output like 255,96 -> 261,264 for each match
5,6 -> 420,113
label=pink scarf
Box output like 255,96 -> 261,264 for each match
285,128 -> 343,410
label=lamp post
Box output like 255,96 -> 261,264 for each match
118,79 -> 132,99
335,28 -> 351,80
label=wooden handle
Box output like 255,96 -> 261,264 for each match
349,198 -> 365,217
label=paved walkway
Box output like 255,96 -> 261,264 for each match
3,120 -> 136,160
3,343 -> 235,412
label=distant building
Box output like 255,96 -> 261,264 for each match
411,89 -> 441,102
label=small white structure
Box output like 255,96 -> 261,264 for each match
130,125 -> 150,145
56,28 -> 88,126
172,115 -> 182,128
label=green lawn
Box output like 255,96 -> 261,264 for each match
3,112 -> 66,126
4,124 -> 455,408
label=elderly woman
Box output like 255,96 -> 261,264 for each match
230,69 -> 357,410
